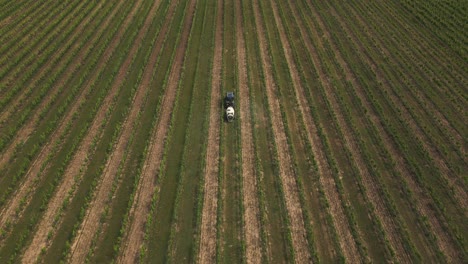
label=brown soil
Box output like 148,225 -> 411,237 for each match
0,1 -> 52,46
0,0 -> 108,229
278,1 -> 362,262
0,1 -> 54,73
348,1 -> 468,215
302,1 -> 412,262
235,0 -> 262,263
252,0 -> 312,262
329,6 -> 462,261
0,0 -> 104,169
67,1 -> 164,263
117,0 -> 197,262
21,1 -> 144,262
0,0 -> 90,127
197,0 -> 223,262
19,1 -> 137,263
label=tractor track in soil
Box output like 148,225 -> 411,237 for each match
301,1 -> 412,262
252,0 -> 311,262
0,0 -> 89,124
68,0 -> 164,262
0,0 -> 110,229
326,6 -> 460,262
346,5 -> 468,214
117,0 -> 196,262
0,0 -> 107,168
20,0 -> 139,261
235,0 -> 262,263
278,1 -> 362,262
326,5 -> 462,261
198,0 -> 223,262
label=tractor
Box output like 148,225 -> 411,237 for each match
224,92 -> 235,122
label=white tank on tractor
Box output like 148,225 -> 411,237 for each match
224,92 -> 235,122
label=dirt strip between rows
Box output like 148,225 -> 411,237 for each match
68,1 -> 164,263
346,5 -> 468,214
278,1 -> 362,262
326,6 -> 462,261
0,0 -> 47,49
301,1 -> 412,262
0,0 -> 106,169
0,0 -> 61,73
117,0 -> 197,262
235,0 -> 262,263
0,0 -> 109,228
0,0 -> 89,126
366,0 -> 466,161
252,0 -> 311,262
20,0 -> 140,262
197,0 -> 223,262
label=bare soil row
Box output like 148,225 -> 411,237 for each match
198,0 -> 223,262
118,0 -> 197,261
252,0 -> 311,262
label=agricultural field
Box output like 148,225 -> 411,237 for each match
0,0 -> 466,263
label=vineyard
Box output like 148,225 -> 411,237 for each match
0,0 -> 466,263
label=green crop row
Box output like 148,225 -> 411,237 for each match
35,1 -> 154,261
258,0 -> 329,261
362,1 -> 465,125
241,0 -> 298,262
0,2 -> 136,261
0,0 -> 119,206
169,1 -> 215,262
357,1 -> 466,170
334,3 -> 467,258
149,1 -> 210,261
310,0 -> 464,260
280,2 -> 363,262
0,0 -> 34,24
86,2 -> 174,261
0,0 -> 95,131
277,0 -> 375,261
0,0 -> 110,159
141,1 -> 198,262
344,0 -> 464,222
136,0 -> 188,260
292,1 -> 398,261
0,0 -> 56,59
0,0 -> 85,98
213,1 -> 244,263
356,1 -> 465,158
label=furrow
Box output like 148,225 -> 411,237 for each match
347,3 -> 468,214
198,0 -> 223,262
235,0 -> 262,263
327,3 -> 458,262
276,1 -> 362,262
252,0 -> 311,262
300,1 -> 414,261
19,0 -> 137,261
118,0 -> 197,261
325,5 -> 462,261
0,0 -> 85,114
0,0 -> 107,170
0,0 -> 92,127
66,1 -> 163,262
0,0 -> 108,227
0,0 -> 50,59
